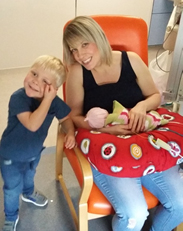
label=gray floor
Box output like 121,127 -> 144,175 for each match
0,150 -> 113,231
0,149 -> 156,231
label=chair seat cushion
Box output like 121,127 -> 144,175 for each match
88,182 -> 158,214
64,148 -> 159,214
76,108 -> 183,177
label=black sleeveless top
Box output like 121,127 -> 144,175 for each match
83,51 -> 145,115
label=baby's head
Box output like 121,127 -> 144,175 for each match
31,55 -> 66,88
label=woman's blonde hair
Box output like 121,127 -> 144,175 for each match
31,55 -> 66,87
63,16 -> 112,65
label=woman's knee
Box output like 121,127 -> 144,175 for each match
114,206 -> 149,230
161,193 -> 183,220
172,197 -> 183,215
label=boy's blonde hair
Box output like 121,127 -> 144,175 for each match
31,55 -> 66,87
63,16 -> 112,65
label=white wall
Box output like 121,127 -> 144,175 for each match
77,0 -> 154,30
0,0 -> 153,70
0,0 -> 75,70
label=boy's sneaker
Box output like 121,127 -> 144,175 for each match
2,216 -> 19,231
21,190 -> 48,207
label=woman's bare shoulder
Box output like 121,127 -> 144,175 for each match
67,63 -> 83,81
67,63 -> 82,73
126,51 -> 140,60
126,51 -> 145,69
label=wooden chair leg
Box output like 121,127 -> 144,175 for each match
56,125 -> 79,229
58,174 -> 79,229
55,125 -> 64,181
79,203 -> 88,231
74,147 -> 94,231
56,125 -> 108,231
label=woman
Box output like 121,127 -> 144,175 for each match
63,16 -> 183,231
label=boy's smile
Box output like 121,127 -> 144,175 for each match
24,66 -> 57,99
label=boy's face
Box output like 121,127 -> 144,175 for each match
24,66 -> 57,99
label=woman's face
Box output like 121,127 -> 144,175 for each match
70,40 -> 101,70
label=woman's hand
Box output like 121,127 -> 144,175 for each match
99,124 -> 133,136
128,101 -> 147,133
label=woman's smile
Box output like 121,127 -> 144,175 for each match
82,57 -> 92,65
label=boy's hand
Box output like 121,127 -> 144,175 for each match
44,84 -> 57,101
64,134 -> 76,149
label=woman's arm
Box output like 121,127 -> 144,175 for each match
128,51 -> 161,109
66,64 -> 92,130
127,51 -> 161,132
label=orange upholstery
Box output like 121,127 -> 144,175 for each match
56,15 -> 159,231
89,185 -> 159,214
88,15 -> 148,65
65,146 -> 159,216
62,15 -> 148,100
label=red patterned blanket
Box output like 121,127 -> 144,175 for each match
76,108 -> 183,177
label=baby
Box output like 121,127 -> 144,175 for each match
85,100 -> 168,131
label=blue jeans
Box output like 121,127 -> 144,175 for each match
92,165 -> 183,231
0,155 -> 41,221
142,165 -> 183,231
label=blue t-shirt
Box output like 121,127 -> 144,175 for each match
0,88 -> 71,161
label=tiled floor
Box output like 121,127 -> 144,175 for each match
0,45 -> 162,148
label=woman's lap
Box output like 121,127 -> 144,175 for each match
92,165 -> 183,231
142,165 -> 183,231
91,166 -> 149,230
141,165 -> 183,202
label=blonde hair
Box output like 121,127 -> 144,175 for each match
31,55 -> 66,87
63,16 -> 112,65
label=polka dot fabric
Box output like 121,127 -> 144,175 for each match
75,108 -> 183,177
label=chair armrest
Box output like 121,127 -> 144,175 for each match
56,123 -> 93,204
73,146 -> 93,204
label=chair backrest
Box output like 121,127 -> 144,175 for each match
90,15 -> 148,64
63,15 -> 148,100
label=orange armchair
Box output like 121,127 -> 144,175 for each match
56,15 -> 159,231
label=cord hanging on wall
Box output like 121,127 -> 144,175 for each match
75,0 -> 77,17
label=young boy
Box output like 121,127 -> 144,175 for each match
0,55 -> 76,231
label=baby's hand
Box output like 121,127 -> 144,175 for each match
44,84 -> 57,101
64,134 -> 76,149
